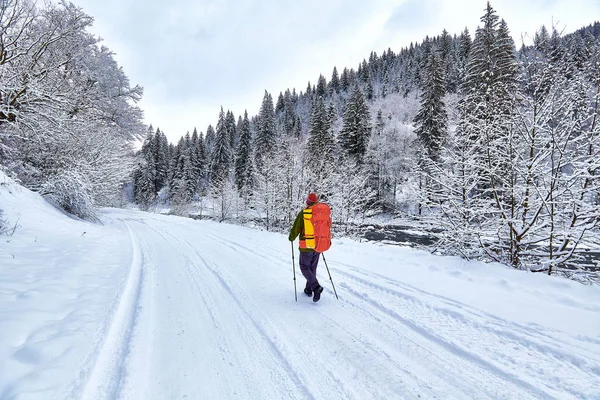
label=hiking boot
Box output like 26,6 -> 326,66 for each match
313,285 -> 324,302
304,287 -> 312,296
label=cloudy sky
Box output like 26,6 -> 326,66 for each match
71,0 -> 600,142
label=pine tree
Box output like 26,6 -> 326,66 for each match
457,3 -> 518,179
255,91 -> 276,168
366,78 -> 374,100
135,128 -> 157,206
381,70 -> 390,98
283,89 -> 296,135
434,2 -> 522,264
276,92 -> 285,113
414,52 -> 447,161
235,110 -> 253,195
293,116 -> 302,137
330,66 -> 340,93
225,110 -> 237,151
340,67 -> 350,91
170,147 -> 195,205
308,97 -> 335,167
191,127 -> 206,191
339,85 -> 371,163
205,124 -> 215,155
316,74 -> 327,98
210,106 -> 232,186
155,129 -> 170,192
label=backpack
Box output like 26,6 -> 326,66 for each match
302,203 -> 332,252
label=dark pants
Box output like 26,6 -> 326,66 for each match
299,251 -> 321,291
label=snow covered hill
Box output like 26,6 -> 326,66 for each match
1,173 -> 600,400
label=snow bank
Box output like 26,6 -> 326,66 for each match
0,172 -> 132,399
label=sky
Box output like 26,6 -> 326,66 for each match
70,0 -> 600,143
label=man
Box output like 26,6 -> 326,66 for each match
289,192 -> 324,302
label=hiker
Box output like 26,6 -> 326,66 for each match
289,192 -> 325,302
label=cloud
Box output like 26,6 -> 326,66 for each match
385,0 -> 438,33
72,0 -> 599,142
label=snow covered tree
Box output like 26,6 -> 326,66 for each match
414,52 -> 448,161
316,74 -> 327,98
235,110 -> 253,196
339,85 -> 371,163
340,68 -> 350,91
225,110 -> 237,150
170,136 -> 196,205
0,0 -> 144,216
330,66 -> 340,93
191,128 -> 207,193
205,124 -> 216,156
306,97 -> 336,191
210,107 -> 232,187
255,91 -> 276,168
134,162 -> 156,208
428,3 -> 520,259
153,128 -> 170,193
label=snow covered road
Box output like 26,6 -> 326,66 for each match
93,210 -> 600,399
2,188 -> 600,399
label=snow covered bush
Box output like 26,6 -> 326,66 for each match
41,170 -> 97,221
0,209 -> 8,235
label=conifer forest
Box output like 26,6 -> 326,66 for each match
1,1 -> 599,279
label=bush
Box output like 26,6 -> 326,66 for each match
41,170 -> 98,220
0,209 -> 8,234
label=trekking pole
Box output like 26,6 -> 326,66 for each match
291,242 -> 297,302
321,253 -> 339,300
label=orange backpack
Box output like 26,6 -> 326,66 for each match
302,203 -> 332,252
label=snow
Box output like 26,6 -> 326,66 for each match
1,171 -> 600,399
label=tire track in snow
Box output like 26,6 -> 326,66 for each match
186,233 -> 435,399
195,231 -> 499,398
80,223 -> 143,400
335,269 -> 584,399
135,222 -> 321,399
337,263 -> 598,358
178,237 -> 320,400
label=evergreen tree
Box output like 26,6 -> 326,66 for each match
414,52 -> 447,161
340,67 -> 350,91
339,85 -> 371,163
191,127 -> 206,191
156,129 -> 170,192
205,124 -> 215,155
276,92 -> 285,113
135,129 -> 157,206
235,110 -> 253,194
366,78 -> 374,100
283,89 -> 296,135
170,149 -> 195,205
308,97 -> 335,167
293,116 -> 302,137
330,66 -> 340,93
255,91 -> 276,168
210,106 -> 232,186
316,74 -> 327,98
225,110 -> 237,151
457,3 -> 518,177
381,70 -> 390,98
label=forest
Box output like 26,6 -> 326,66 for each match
1,0 -> 598,278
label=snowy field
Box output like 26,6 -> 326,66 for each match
1,174 -> 600,400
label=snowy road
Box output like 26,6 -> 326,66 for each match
82,210 -> 600,400
1,182 -> 599,400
